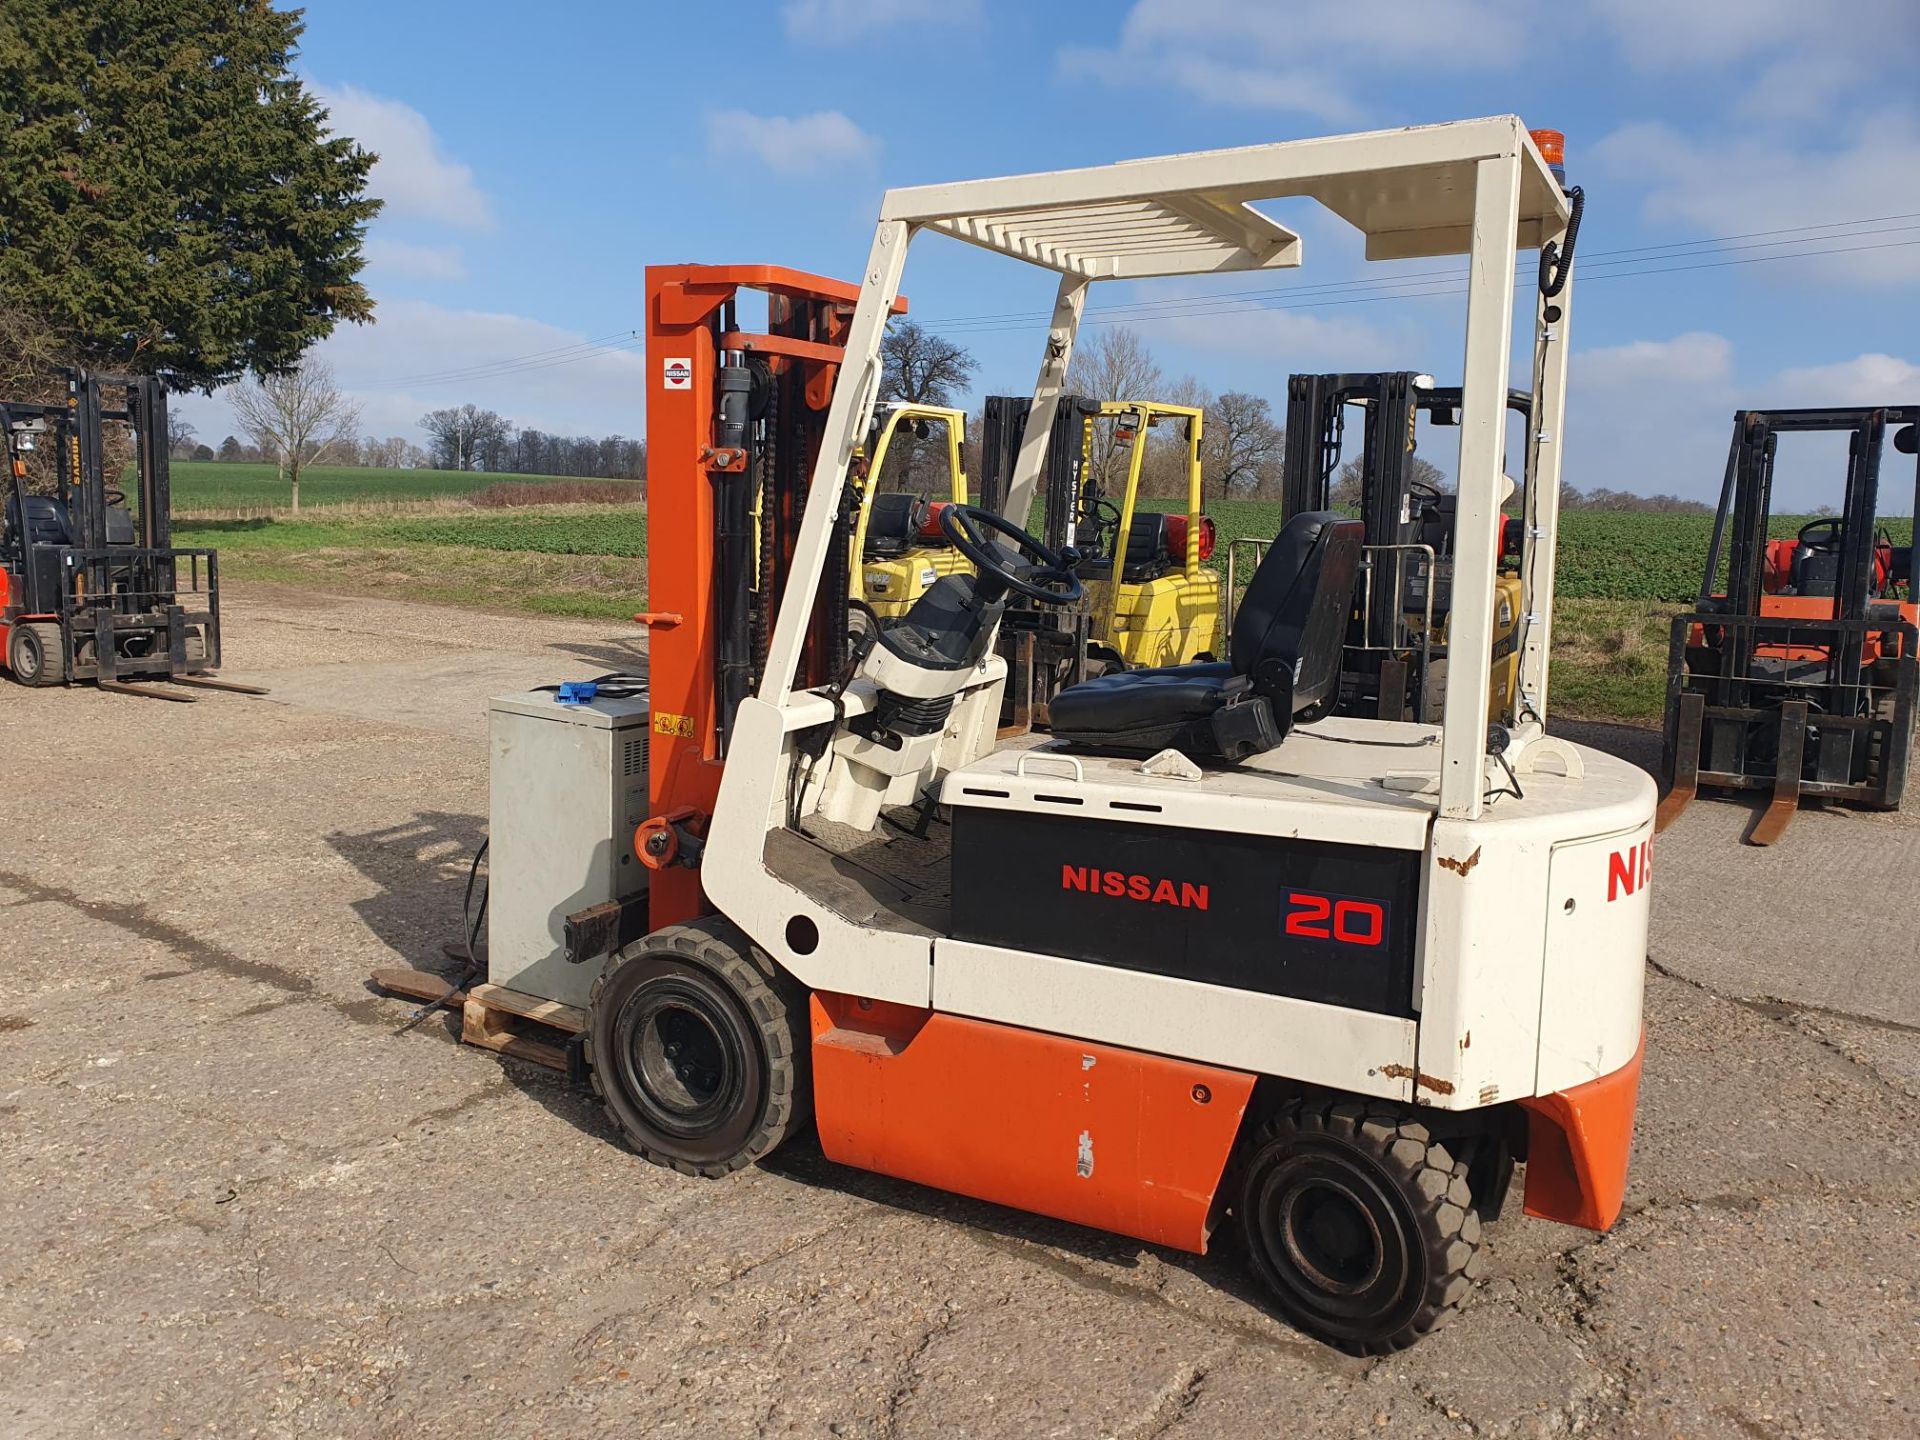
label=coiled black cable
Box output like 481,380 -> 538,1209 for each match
1539,185 -> 1584,298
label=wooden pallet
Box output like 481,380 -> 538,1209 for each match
369,968 -> 585,1073
459,982 -> 586,1072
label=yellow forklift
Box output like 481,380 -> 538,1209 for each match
847,401 -> 970,621
979,394 -> 1221,727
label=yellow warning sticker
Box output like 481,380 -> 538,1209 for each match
653,711 -> 696,738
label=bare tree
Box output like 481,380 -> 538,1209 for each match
1207,391 -> 1284,501
879,320 -> 978,406
1332,454 -> 1449,510
167,410 -> 198,459
228,361 -> 360,514
419,404 -> 511,471
0,302 -> 71,401
1067,328 -> 1163,406
1067,329 -> 1165,490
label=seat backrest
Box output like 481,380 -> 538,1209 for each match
1122,512 -> 1170,569
1229,511 -> 1364,710
4,494 -> 73,547
1791,541 -> 1840,597
863,492 -> 929,557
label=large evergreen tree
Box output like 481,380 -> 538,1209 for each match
0,1 -> 381,390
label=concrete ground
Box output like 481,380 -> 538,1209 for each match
1,587 -> 1915,1440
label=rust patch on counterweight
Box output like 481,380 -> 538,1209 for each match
1437,846 -> 1482,877
1378,1063 -> 1456,1095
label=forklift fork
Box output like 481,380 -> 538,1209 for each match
96,678 -> 197,702
1745,699 -> 1807,846
167,674 -> 270,696
1654,689 -> 1703,833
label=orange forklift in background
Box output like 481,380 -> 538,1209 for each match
1658,407 -> 1918,843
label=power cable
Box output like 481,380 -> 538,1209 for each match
361,335 -> 644,392
916,212 -> 1920,327
371,330 -> 637,388
927,237 -> 1920,337
918,214 -> 1920,335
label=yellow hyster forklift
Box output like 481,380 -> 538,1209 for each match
848,401 -> 970,621
1274,372 -> 1530,725
979,393 -> 1222,727
450,124 -> 1649,1355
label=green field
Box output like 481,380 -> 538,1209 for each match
1137,500 -> 1914,604
179,499 -> 1913,718
166,461 -> 639,511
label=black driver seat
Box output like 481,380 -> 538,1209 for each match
863,492 -> 929,558
4,495 -> 74,547
1049,511 -> 1363,761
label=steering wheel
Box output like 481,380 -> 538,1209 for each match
938,503 -> 1085,606
105,487 -> 128,507
1797,518 -> 1844,550
1077,497 -> 1124,555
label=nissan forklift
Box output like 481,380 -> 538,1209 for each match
1275,372 -> 1531,725
463,122 -> 1649,1354
1657,406 -> 1918,843
978,393 -> 1222,728
2,370 -> 258,700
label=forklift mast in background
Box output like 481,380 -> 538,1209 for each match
640,265 -> 905,927
978,392 -> 1101,548
1282,373 -> 1531,721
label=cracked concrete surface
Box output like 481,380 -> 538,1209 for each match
2,592 -> 1916,1438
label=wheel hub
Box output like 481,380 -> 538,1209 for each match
615,982 -> 746,1139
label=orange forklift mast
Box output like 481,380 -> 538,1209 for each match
639,265 -> 906,927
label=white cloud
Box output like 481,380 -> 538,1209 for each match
364,237 -> 466,284
1593,113 -> 1920,286
705,109 -> 879,176
315,82 -> 493,231
1062,49 -> 1359,125
781,0 -> 980,42
179,301 -> 647,446
1557,336 -> 1920,506
1770,353 -> 1920,408
1587,0 -> 1918,74
1154,304 -> 1407,375
1577,332 -> 1734,391
1061,0 -> 1534,120
1562,333 -> 1738,501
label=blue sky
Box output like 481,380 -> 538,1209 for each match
179,0 -> 1920,508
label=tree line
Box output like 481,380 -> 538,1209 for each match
185,402 -> 647,484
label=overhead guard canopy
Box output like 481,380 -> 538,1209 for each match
882,115 -> 1570,275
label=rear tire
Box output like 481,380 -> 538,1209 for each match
1237,1099 -> 1487,1354
586,918 -> 809,1177
7,623 -> 63,687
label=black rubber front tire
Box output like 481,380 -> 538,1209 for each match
1238,1099 -> 1486,1354
7,623 -> 62,687
586,918 -> 809,1178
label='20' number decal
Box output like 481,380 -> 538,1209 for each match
1284,892 -> 1386,947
